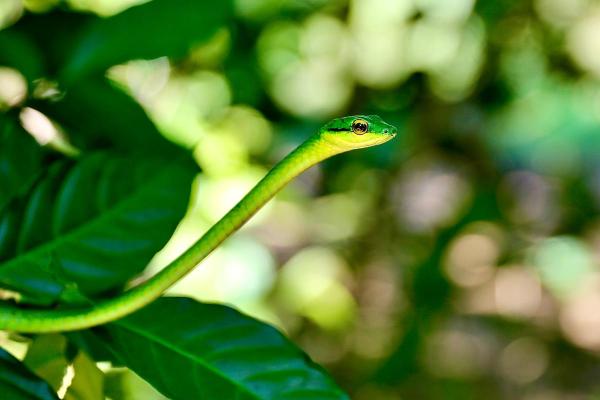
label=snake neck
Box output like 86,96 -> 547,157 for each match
125,134 -> 341,304
181,135 -> 339,253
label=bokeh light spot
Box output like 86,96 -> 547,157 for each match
0,0 -> 22,29
494,266 -> 542,318
498,337 -> 548,384
277,247 -> 356,331
392,158 -> 472,232
0,67 -> 27,109
568,11 -> 600,78
423,327 -> 493,379
445,232 -> 499,288
19,107 -> 59,145
531,236 -> 595,298
560,274 -> 600,350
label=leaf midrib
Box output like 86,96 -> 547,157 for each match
114,319 -> 263,400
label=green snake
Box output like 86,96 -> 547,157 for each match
0,115 -> 396,333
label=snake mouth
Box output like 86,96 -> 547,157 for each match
372,133 -> 396,146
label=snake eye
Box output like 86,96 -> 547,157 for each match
351,119 -> 369,135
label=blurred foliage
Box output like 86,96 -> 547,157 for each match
0,347 -> 58,399
2,0 -> 600,398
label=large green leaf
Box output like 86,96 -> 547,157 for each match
0,116 -> 46,210
75,298 -> 349,400
62,0 -> 233,82
24,334 -> 69,391
0,11 -> 91,82
0,347 -> 59,400
37,77 -> 179,154
64,352 -> 104,400
0,153 -> 196,304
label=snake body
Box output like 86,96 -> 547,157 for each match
0,115 -> 396,333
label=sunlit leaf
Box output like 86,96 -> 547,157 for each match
64,352 -> 104,400
0,347 -> 59,400
75,298 -> 349,400
104,368 -> 166,400
62,0 -> 233,81
0,154 -> 196,304
37,77 -> 180,154
23,334 -> 69,391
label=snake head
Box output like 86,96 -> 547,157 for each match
319,115 -> 397,151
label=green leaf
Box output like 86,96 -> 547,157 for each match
0,30 -> 45,84
0,154 -> 196,304
37,77 -> 179,154
75,298 -> 349,400
0,347 -> 59,400
64,352 -> 104,400
62,0 -> 233,81
4,11 -> 94,79
0,116 -> 45,210
104,368 -> 166,400
24,334 -> 69,391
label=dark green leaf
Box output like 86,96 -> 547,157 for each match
0,115 -> 45,210
0,154 -> 196,303
76,298 -> 349,400
0,30 -> 45,84
0,347 -> 59,400
37,77 -> 179,154
4,11 -> 94,80
62,0 -> 233,81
